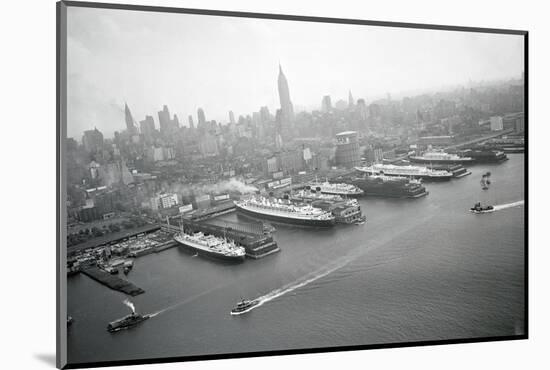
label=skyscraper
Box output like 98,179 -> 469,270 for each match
229,111 -> 235,124
348,90 -> 355,109
82,127 -> 104,153
277,64 -> 294,124
158,105 -> 171,134
197,108 -> 206,126
158,105 -> 179,137
124,103 -> 137,134
321,95 -> 332,113
139,115 -> 156,140
188,115 -> 195,130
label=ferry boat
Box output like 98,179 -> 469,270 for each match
307,181 -> 364,196
174,231 -> 246,262
355,164 -> 453,181
235,196 -> 336,227
230,298 -> 260,315
345,174 -> 429,198
409,150 -> 473,164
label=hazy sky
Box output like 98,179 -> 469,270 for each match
67,7 -> 524,138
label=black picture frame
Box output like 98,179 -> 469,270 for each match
57,1 -> 528,368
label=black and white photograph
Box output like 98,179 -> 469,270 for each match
57,1 -> 526,368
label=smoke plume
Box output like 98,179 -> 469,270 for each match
169,178 -> 257,197
123,299 -> 136,314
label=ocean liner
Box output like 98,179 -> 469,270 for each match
307,181 -> 364,196
409,150 -> 473,164
355,164 -> 453,181
174,231 -> 246,262
460,149 -> 508,163
235,196 -> 336,227
290,188 -> 359,206
344,174 -> 428,198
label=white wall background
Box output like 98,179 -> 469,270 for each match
0,0 -> 546,369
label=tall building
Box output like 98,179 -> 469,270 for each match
188,115 -> 195,130
348,90 -> 355,109
139,115 -> 156,141
277,64 -> 294,124
334,131 -> 361,168
197,108 -> 206,126
356,99 -> 369,120
321,95 -> 332,113
124,103 -> 137,134
260,106 -> 271,123
158,105 -> 179,137
229,110 -> 235,124
82,128 -> 104,153
158,105 -> 171,135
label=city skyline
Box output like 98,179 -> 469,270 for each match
67,7 -> 524,138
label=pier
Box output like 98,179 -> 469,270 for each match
81,267 -> 145,296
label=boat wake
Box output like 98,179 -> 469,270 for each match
149,283 -> 229,318
236,212 -> 436,315
493,200 -> 524,211
238,250 -> 363,315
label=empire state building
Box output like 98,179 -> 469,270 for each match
277,64 -> 294,123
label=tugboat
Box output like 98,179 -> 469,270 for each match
470,202 -> 494,214
107,301 -> 150,333
230,298 -> 260,315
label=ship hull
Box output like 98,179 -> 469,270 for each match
235,205 -> 335,227
347,178 -> 428,198
107,316 -> 149,333
356,169 -> 451,182
409,157 -> 474,165
174,239 -> 245,262
230,300 -> 261,315
317,190 -> 363,197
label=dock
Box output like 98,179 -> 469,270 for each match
81,267 -> 145,296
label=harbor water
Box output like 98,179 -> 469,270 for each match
67,154 -> 525,364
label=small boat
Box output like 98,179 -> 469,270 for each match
470,202 -> 494,214
230,298 -> 260,315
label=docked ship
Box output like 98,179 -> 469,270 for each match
343,174 -> 428,198
290,188 -> 359,206
307,181 -> 364,197
460,149 -> 508,163
355,164 -> 453,181
288,189 -> 364,224
235,196 -> 336,227
174,231 -> 246,262
409,150 -> 473,165
230,298 -> 260,315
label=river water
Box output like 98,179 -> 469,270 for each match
67,154 -> 525,365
